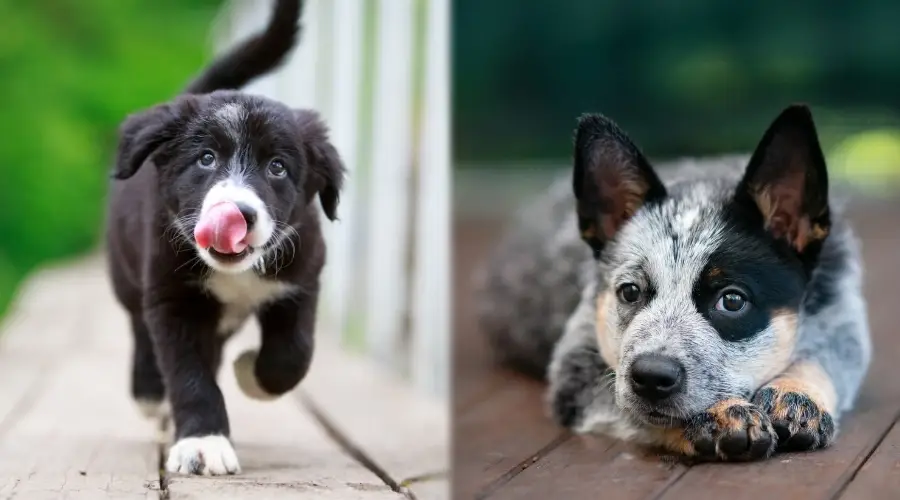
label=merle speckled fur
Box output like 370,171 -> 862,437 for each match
474,105 -> 871,462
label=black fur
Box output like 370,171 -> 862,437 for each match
104,0 -> 343,474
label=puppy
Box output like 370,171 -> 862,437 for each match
106,0 -> 344,475
475,105 -> 871,461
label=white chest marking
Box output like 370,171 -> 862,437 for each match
205,272 -> 297,336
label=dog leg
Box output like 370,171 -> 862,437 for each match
657,398 -> 777,462
234,295 -> 316,400
547,283 -> 637,436
752,359 -> 839,452
130,315 -> 169,419
144,302 -> 240,476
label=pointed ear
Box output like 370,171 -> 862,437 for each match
295,110 -> 346,221
572,113 -> 667,257
734,104 -> 830,253
112,100 -> 188,180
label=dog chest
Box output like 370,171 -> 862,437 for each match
204,272 -> 296,335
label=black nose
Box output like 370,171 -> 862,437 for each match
629,354 -> 685,402
235,202 -> 257,231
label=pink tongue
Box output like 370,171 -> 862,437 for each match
194,202 -> 249,254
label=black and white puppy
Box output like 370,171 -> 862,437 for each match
106,0 -> 344,475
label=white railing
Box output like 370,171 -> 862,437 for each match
213,0 -> 449,400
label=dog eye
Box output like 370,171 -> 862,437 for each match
617,283 -> 641,303
198,150 -> 216,169
715,292 -> 747,313
268,160 -> 286,178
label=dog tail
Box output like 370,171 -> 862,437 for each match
184,0 -> 304,95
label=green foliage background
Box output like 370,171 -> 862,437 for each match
0,0 -> 223,317
453,0 -> 900,165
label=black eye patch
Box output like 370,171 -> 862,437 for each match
693,231 -> 806,342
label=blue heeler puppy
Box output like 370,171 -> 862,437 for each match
474,105 -> 872,461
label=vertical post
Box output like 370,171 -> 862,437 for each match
322,0 -> 363,342
411,0 -> 450,398
365,0 -> 415,369
275,0 -> 320,108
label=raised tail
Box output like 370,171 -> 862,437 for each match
184,0 -> 304,94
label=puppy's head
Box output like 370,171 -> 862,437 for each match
114,91 -> 344,273
572,105 -> 830,427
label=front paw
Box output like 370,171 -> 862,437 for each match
682,399 -> 777,462
752,387 -> 835,452
549,377 -> 588,428
165,435 -> 241,475
547,344 -> 609,429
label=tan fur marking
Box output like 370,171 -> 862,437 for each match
768,360 -> 838,415
594,291 -> 619,370
707,267 -> 723,278
754,308 -> 799,386
708,398 -> 753,432
654,428 -> 695,456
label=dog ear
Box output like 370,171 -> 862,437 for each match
295,110 -> 346,221
113,100 -> 188,180
734,104 -> 830,253
572,113 -> 667,257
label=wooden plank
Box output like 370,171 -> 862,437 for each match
166,324 -> 404,499
453,375 -> 564,500
452,217 -> 568,499
0,257 -> 414,499
402,476 -> 449,500
0,256 -> 159,499
489,439 -> 685,500
300,341 -> 449,500
837,416 -> 900,498
451,218 -> 511,414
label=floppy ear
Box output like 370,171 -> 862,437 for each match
734,104 -> 830,254
112,98 -> 195,180
295,110 -> 346,221
572,113 -> 667,257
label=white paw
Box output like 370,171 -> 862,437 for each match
135,398 -> 170,419
165,435 -> 241,475
233,350 -> 278,401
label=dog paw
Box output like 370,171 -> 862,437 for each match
752,387 -> 835,452
165,435 -> 241,475
547,347 -> 607,429
233,350 -> 278,401
549,380 -> 585,428
682,399 -> 777,462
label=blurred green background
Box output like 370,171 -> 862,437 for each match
453,0 -> 900,192
0,0 -> 223,318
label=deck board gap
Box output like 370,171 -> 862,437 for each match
297,392 -> 407,496
828,404 -> 900,500
476,432 -> 571,500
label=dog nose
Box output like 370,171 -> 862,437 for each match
235,202 -> 257,231
629,354 -> 685,402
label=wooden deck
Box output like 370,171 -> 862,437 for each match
453,198 -> 900,500
0,256 -> 448,499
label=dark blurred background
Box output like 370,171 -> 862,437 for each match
0,0 -> 223,317
454,0 -> 900,190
